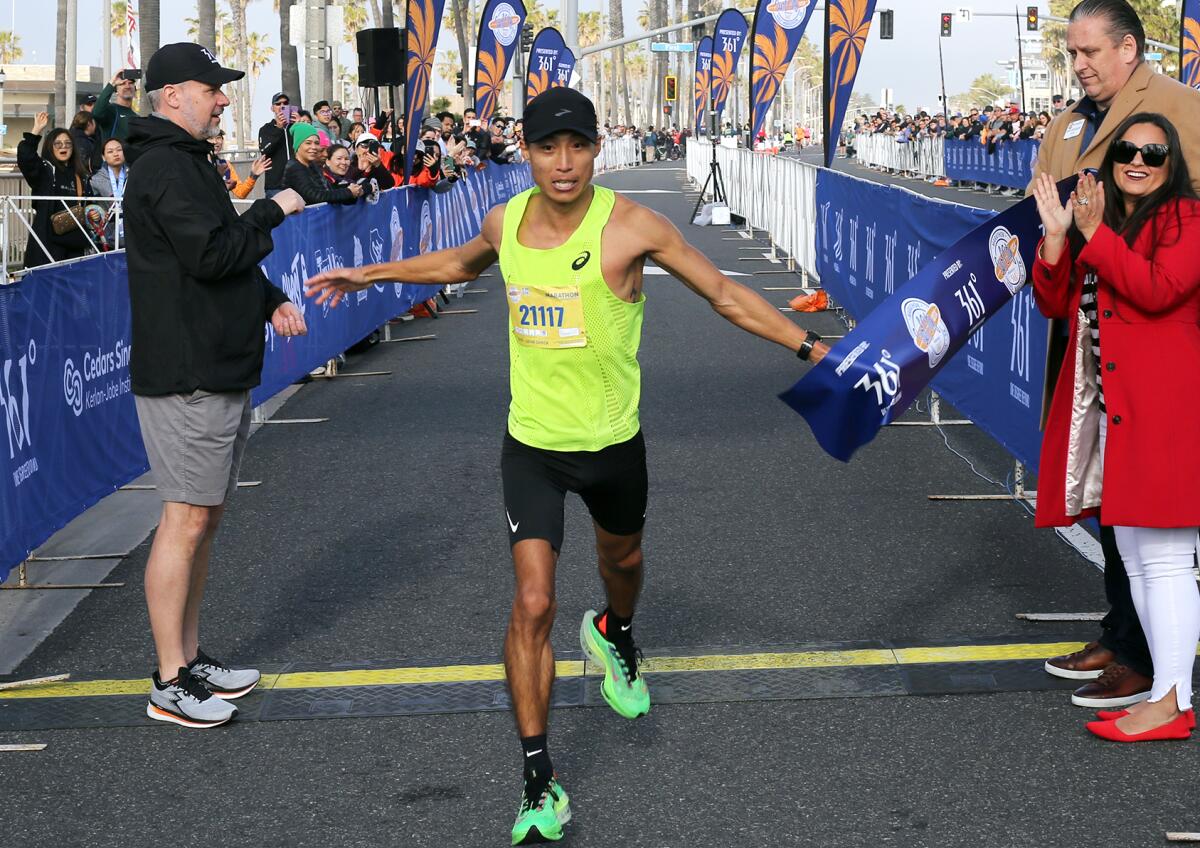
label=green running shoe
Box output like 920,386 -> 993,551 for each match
580,609 -> 650,719
511,777 -> 571,845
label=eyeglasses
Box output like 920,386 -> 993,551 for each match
51,141 -> 73,150
1112,140 -> 1169,168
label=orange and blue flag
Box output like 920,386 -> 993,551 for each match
473,0 -> 527,124
750,0 -> 817,141
710,9 -> 749,123
1182,0 -> 1200,88
405,0 -> 448,180
823,0 -> 877,167
694,35 -> 713,133
525,28 -> 575,105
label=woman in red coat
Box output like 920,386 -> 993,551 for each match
1031,112 -> 1200,743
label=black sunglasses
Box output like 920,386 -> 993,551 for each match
274,99 -> 290,106
1112,140 -> 1169,167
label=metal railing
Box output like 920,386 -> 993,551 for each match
686,140 -> 820,282
596,134 -> 640,173
853,133 -> 946,180
1,195 -> 126,282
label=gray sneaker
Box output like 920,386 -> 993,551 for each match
147,668 -> 237,729
188,649 -> 261,699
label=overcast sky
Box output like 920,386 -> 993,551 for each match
14,1 -> 1051,123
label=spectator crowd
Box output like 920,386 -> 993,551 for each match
15,73 -> 537,270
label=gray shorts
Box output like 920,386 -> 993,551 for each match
134,390 -> 252,506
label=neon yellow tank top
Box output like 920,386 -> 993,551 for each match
500,185 -> 645,452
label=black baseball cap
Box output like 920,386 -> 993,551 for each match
145,42 -> 244,92
523,87 -> 597,144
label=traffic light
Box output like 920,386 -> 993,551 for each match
521,23 -> 534,52
663,104 -> 672,116
664,75 -> 677,102
879,9 -> 894,40
455,71 -> 464,94
1026,6 -> 1039,31
940,12 -> 952,37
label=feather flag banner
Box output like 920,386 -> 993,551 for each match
473,0 -> 527,124
823,0 -> 877,167
710,9 -> 749,123
1182,0 -> 1200,88
525,27 -> 573,104
749,0 -> 818,141
694,35 -> 713,133
748,0 -> 816,140
405,0 -> 448,179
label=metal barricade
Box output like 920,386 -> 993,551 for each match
1,195 -> 126,284
687,140 -> 820,283
596,134 -> 640,173
854,132 -> 945,180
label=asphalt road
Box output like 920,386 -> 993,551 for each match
3,162 -> 1195,848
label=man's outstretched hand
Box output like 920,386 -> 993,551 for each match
304,266 -> 371,308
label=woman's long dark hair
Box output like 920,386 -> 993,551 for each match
1098,112 -> 1198,249
39,127 -> 89,181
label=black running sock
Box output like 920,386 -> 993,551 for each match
598,607 -> 633,643
520,734 -> 553,799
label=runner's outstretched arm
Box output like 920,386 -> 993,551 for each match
637,205 -> 830,363
304,205 -> 504,307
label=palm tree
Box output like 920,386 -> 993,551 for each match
343,0 -> 369,43
608,0 -> 631,125
55,0 -> 67,126
197,0 -> 217,55
186,9 -> 234,61
140,0 -> 161,85
449,0 -> 472,107
277,0 -> 301,103
228,0 -> 251,146
0,31 -> 22,64
247,31 -> 276,110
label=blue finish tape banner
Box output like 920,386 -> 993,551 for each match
0,163 -> 533,581
405,0 -> 448,180
473,0 -> 527,124
824,0 -> 876,167
785,169 -> 1053,467
750,0 -> 817,141
1182,0 -> 1200,88
694,35 -> 713,133
711,9 -> 749,122
944,138 -> 1040,190
525,27 -> 571,104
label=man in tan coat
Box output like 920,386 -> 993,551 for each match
1031,0 -> 1200,710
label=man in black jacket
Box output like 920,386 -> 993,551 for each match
125,43 -> 307,729
258,91 -> 297,198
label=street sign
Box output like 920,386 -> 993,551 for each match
956,7 -> 973,22
1145,51 -> 1164,60
651,42 -> 694,53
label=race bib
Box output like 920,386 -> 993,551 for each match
507,284 -> 588,348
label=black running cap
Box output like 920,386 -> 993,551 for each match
523,88 -> 597,144
145,42 -> 245,92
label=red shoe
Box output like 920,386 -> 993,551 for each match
1086,711 -> 1193,742
1095,708 -> 1196,729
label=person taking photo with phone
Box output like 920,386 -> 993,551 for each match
258,91 -> 298,198
94,69 -> 140,143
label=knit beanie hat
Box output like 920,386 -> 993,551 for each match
290,122 -> 319,148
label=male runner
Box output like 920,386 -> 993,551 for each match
305,87 -> 829,844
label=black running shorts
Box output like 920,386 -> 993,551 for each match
500,430 -> 648,551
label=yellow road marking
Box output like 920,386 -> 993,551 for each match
0,642 -> 1093,701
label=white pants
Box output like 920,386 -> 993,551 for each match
1101,417 -> 1200,710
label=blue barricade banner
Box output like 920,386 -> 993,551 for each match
944,138 -> 1040,190
789,169 -> 1051,467
0,253 -> 148,578
0,163 -> 532,581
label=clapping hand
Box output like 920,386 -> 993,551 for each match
1032,173 -> 1073,240
1071,170 -> 1105,241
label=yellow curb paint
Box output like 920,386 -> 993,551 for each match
0,642 -> 1095,701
